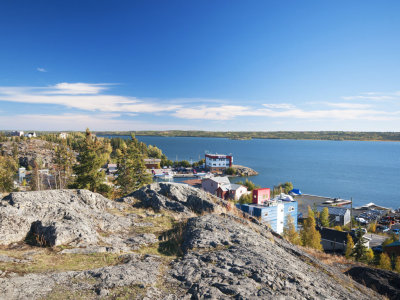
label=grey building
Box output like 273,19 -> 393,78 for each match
317,206 -> 351,226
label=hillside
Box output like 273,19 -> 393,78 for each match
0,183 -> 394,299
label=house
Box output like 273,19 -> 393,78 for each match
384,240 -> 400,256
11,131 -> 24,137
216,184 -> 248,201
143,158 -> 161,169
25,132 -> 37,138
107,164 -> 118,174
318,227 -> 348,252
18,167 -> 26,183
59,132 -> 68,139
202,176 -> 230,194
236,200 -> 298,234
316,206 -> 351,226
205,154 -> 233,173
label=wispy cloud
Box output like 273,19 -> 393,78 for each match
0,83 -> 181,113
324,102 -> 373,109
342,91 -> 399,101
262,103 -> 296,109
36,67 -> 47,72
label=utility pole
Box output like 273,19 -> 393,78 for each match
350,197 -> 353,230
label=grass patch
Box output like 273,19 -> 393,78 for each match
0,247 -> 123,275
43,285 -> 97,300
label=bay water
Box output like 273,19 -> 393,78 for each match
106,136 -> 400,208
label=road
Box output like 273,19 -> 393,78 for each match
367,233 -> 388,247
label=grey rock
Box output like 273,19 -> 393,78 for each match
128,182 -> 226,215
0,189 -> 132,248
171,214 -> 381,300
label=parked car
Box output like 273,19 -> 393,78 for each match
350,228 -> 367,236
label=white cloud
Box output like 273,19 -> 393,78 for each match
0,113 -> 192,131
324,102 -> 372,109
0,83 -> 181,113
36,67 -> 47,72
262,103 -> 296,109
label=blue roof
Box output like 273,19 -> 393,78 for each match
290,189 -> 302,195
317,206 -> 349,216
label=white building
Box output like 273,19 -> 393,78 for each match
59,132 -> 68,139
205,154 -> 233,173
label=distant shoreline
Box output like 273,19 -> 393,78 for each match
93,131 -> 400,142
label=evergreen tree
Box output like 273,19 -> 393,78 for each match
0,155 -> 17,192
345,234 -> 354,259
71,129 -> 108,193
379,252 -> 392,270
301,206 -> 322,250
352,226 -> 368,262
115,135 -> 152,196
29,160 -> 43,191
283,214 -> 301,245
320,207 -> 330,227
53,141 -> 74,189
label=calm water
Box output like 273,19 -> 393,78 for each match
106,136 -> 400,208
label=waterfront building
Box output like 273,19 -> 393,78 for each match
143,158 -> 161,169
205,154 -> 233,173
236,189 -> 298,234
216,183 -> 248,201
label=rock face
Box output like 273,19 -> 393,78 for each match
0,190 -> 133,248
346,266 -> 400,300
0,184 -> 387,299
128,182 -> 227,215
171,214 -> 378,299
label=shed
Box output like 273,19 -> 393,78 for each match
318,227 -> 348,252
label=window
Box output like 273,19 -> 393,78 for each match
264,212 -> 268,217
288,206 -> 295,212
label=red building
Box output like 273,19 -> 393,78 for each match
252,188 -> 271,205
205,154 -> 233,174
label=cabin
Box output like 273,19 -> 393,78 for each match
144,158 -> 161,169
318,227 -> 348,252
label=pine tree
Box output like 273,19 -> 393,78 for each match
345,234 -> 354,259
320,207 -> 330,227
115,135 -> 152,196
379,252 -> 392,270
71,129 -> 107,193
353,226 -> 368,262
53,141 -> 74,189
0,155 -> 17,192
283,214 -> 301,245
301,206 -> 323,250
395,256 -> 400,273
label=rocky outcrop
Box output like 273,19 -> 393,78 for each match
0,184 -> 387,299
346,266 -> 400,299
127,182 -> 227,215
231,164 -> 258,176
0,190 -> 134,250
171,214 -> 379,299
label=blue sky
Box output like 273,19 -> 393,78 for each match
0,0 -> 399,131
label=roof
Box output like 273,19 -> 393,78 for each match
217,184 -> 246,192
206,177 -> 230,185
143,158 -> 161,163
107,164 -> 117,168
317,206 -> 349,216
318,227 -> 348,243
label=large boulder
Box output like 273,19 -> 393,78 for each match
127,182 -> 227,215
0,189 -> 132,247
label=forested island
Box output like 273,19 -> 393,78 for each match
93,131 -> 400,142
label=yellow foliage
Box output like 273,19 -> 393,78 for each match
379,253 -> 392,270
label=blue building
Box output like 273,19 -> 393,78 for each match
236,200 -> 298,234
